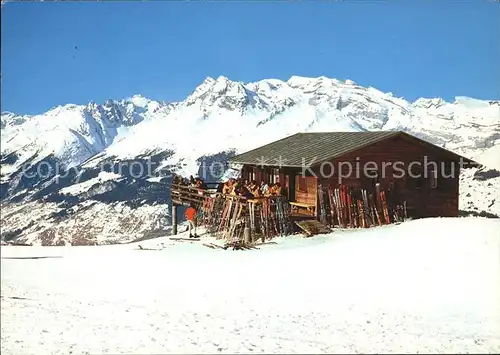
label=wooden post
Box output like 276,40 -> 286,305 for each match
243,226 -> 251,245
172,204 -> 178,235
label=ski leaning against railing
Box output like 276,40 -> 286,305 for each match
189,193 -> 294,243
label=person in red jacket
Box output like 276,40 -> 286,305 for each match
184,203 -> 198,238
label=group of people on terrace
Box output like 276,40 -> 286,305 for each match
217,178 -> 284,199
172,174 -> 284,199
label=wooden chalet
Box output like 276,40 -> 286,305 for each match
229,131 -> 480,220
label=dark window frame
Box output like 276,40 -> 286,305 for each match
429,165 -> 438,189
271,168 -> 280,184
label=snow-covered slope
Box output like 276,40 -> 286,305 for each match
1,76 -> 499,245
2,217 -> 500,353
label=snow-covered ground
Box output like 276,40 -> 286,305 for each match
2,217 -> 500,354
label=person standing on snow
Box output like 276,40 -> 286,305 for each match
184,203 -> 198,238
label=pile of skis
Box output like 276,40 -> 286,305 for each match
199,195 -> 293,243
252,196 -> 293,241
199,194 -> 245,242
318,184 -> 408,228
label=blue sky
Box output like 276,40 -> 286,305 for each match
2,0 -> 499,115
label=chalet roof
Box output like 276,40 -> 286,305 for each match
229,131 -> 480,168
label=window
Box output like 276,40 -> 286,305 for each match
297,176 -> 307,192
406,175 -> 423,189
248,167 -> 256,182
438,163 -> 454,191
361,168 -> 379,190
271,168 -> 280,184
365,169 -> 379,189
429,166 -> 438,189
415,176 -> 423,189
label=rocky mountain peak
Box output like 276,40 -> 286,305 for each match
412,98 -> 446,109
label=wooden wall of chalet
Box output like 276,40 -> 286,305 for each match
313,135 -> 460,218
294,175 -> 317,207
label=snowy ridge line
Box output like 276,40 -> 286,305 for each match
2,75 -> 499,173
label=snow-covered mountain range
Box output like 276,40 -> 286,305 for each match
1,76 -> 499,245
